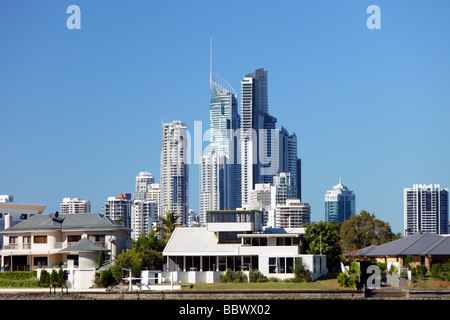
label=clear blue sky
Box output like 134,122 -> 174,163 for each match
1,0 -> 449,235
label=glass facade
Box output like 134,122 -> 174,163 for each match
324,180 -> 356,224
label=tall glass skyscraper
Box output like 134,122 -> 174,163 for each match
240,68 -> 300,206
199,43 -> 241,224
325,179 -> 356,224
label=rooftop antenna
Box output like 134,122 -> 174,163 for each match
210,37 -> 213,84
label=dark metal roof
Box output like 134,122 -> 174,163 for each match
357,233 -> 450,257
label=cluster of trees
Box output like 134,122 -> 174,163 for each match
302,210 -> 400,272
97,211 -> 178,286
39,268 -> 66,288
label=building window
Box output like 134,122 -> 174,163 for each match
269,257 -> 297,274
34,236 -> 47,244
68,235 -> 81,243
269,257 -> 277,273
34,257 -> 48,267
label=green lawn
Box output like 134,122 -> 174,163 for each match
181,273 -> 347,291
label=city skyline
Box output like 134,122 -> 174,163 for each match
2,1 -> 450,235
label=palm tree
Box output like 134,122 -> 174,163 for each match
154,211 -> 179,241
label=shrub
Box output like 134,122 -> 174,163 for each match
337,262 -> 360,288
430,263 -> 442,280
39,270 -> 50,287
388,264 -> 398,275
377,262 -> 387,274
223,269 -> 234,283
95,269 -> 115,288
416,265 -> 427,278
249,269 -> 267,283
293,259 -> 311,283
234,271 -> 248,283
337,273 -> 349,287
0,271 -> 37,280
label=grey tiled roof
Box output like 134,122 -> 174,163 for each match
60,238 -> 110,253
355,233 -> 450,257
2,213 -> 129,233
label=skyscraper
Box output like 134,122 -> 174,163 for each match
160,120 -> 189,225
404,184 -> 449,236
199,42 -> 241,224
325,179 -> 356,224
240,68 -> 279,205
133,171 -> 155,200
279,127 -> 299,199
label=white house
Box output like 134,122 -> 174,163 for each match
0,213 -> 130,289
162,209 -> 327,283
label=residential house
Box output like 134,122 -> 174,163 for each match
162,209 -> 327,283
0,213 -> 130,289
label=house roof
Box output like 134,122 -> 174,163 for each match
162,227 -> 239,256
2,213 -> 129,234
60,238 -> 110,253
349,233 -> 450,257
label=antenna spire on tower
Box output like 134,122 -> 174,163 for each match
210,37 -> 213,83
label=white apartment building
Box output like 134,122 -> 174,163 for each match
147,183 -> 161,218
249,183 -> 272,227
160,121 -> 189,225
199,152 -> 224,225
133,171 -> 155,200
60,197 -> 91,214
275,199 -> 311,228
102,194 -> 132,229
162,209 -> 326,283
404,184 -> 449,236
130,199 -> 158,241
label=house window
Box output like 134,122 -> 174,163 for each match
269,257 -> 296,274
34,236 -> 47,244
269,257 -> 277,273
9,236 -> 18,244
68,235 -> 81,243
34,257 -> 47,267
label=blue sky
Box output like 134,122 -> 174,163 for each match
1,0 -> 449,234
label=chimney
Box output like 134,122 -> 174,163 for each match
4,213 -> 11,229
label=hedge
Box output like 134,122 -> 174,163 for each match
0,271 -> 37,280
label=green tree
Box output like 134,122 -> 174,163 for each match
98,250 -> 105,269
153,211 -> 179,241
50,269 -> 58,287
302,221 -> 342,271
339,210 -> 396,253
39,270 -> 50,287
110,249 -> 145,283
133,231 -> 165,270
293,259 -> 311,282
57,268 -> 66,287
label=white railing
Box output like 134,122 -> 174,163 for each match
3,241 -> 107,251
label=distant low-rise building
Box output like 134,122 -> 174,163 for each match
60,197 -> 91,214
